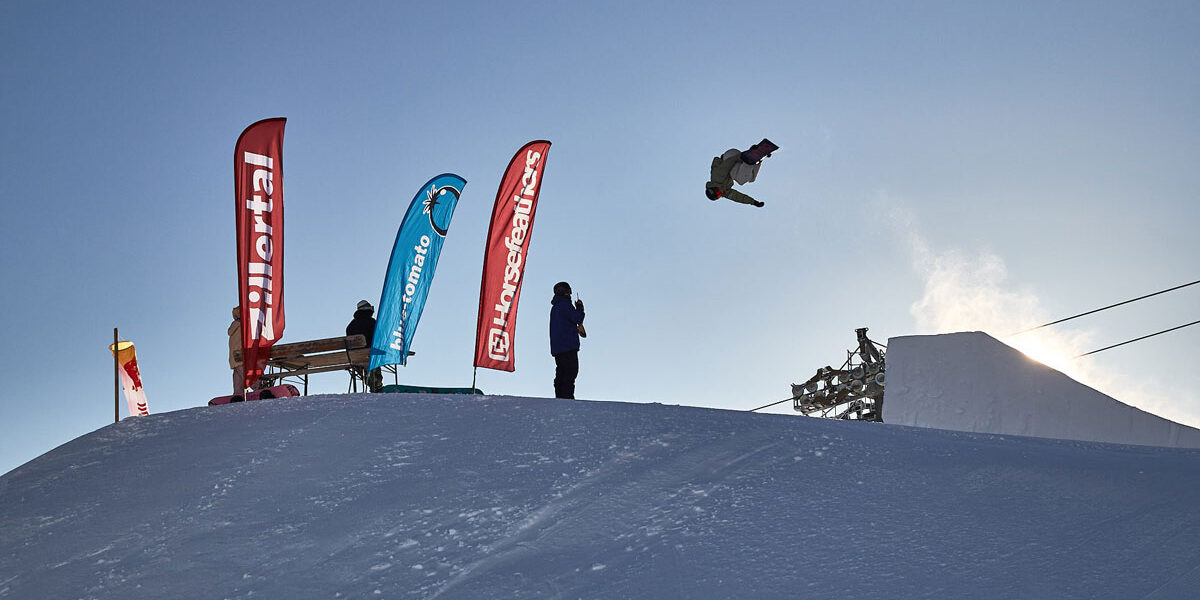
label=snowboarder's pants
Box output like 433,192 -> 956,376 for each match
554,350 -> 579,399
233,365 -> 245,396
367,368 -> 383,393
351,367 -> 384,393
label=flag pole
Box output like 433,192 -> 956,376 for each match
471,366 -> 477,394
113,327 -> 119,423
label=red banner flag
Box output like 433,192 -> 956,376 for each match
473,140 -> 551,372
234,118 -> 286,389
109,341 -> 150,417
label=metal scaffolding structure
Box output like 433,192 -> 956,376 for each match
791,328 -> 886,421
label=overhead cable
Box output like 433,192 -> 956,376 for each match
748,397 -> 793,412
1075,320 -> 1200,358
1008,278 -> 1200,337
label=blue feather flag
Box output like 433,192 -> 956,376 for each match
371,173 -> 467,370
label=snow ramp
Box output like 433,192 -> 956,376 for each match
883,331 -> 1200,448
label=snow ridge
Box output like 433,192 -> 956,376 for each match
2,393 -> 1200,599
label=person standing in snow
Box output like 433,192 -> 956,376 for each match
549,281 -> 585,399
228,306 -> 245,400
705,148 -> 765,207
346,300 -> 383,393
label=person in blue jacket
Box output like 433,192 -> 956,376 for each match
549,281 -> 585,399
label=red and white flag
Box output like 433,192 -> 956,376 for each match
109,341 -> 150,417
473,140 -> 551,372
234,118 -> 286,389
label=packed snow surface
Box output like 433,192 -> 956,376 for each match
884,332 -> 1200,448
3,393 -> 1200,599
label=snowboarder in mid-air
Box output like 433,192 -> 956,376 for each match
705,138 -> 778,208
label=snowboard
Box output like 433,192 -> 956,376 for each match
378,384 -> 484,395
740,138 -> 779,164
208,384 -> 300,406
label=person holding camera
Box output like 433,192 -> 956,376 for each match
549,281 -> 586,399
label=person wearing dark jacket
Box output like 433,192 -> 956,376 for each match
347,299 -> 382,392
705,148 -> 765,207
549,281 -> 585,399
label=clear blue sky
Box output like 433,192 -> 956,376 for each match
2,0 -> 1198,475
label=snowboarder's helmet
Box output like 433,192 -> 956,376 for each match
705,186 -> 722,200
553,282 -> 572,296
357,300 -> 373,312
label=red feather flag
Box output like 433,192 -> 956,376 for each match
234,118 -> 286,390
473,140 -> 551,372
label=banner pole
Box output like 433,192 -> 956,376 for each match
113,327 -> 119,423
471,366 -> 477,394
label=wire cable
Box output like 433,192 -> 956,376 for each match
1075,320 -> 1200,358
748,397 -> 794,412
1008,279 -> 1200,337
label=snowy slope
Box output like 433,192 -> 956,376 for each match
2,394 -> 1200,600
884,332 -> 1200,448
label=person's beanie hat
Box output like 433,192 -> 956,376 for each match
357,300 -> 373,312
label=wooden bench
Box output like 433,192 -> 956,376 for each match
234,335 -> 404,394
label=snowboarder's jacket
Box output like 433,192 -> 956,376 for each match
346,309 -> 377,348
549,295 -> 585,356
707,149 -> 758,206
228,307 -> 242,369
